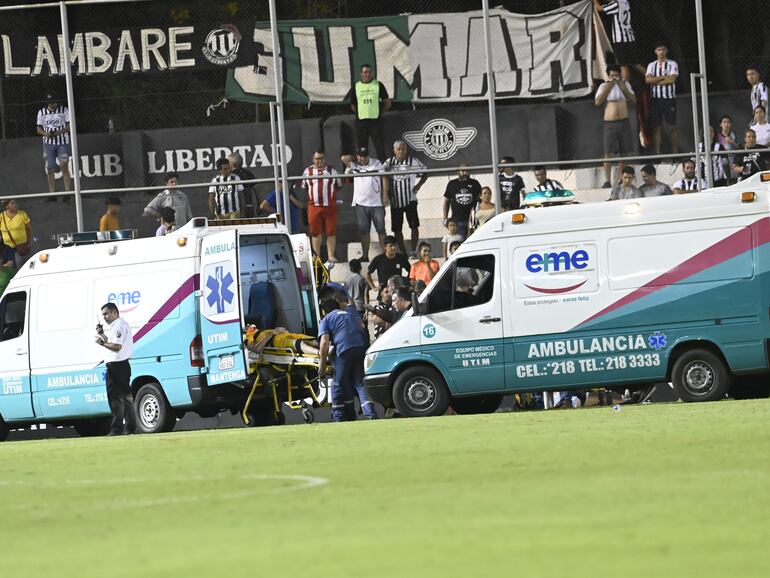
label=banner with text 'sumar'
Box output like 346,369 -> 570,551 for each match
227,1 -> 597,104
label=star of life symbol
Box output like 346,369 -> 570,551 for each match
648,331 -> 667,350
402,118 -> 477,161
206,263 -> 235,314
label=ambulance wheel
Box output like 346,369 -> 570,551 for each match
74,417 -> 111,437
245,403 -> 274,427
450,394 -> 503,415
0,416 -> 9,442
302,408 -> 315,424
135,383 -> 176,433
392,366 -> 450,417
671,349 -> 731,402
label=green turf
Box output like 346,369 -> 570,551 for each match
1,400 -> 769,578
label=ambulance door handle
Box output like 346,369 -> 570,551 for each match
479,317 -> 501,324
16,348 -> 27,355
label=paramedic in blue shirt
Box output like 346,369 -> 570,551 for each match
96,302 -> 135,435
318,298 -> 368,422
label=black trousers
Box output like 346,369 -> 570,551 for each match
106,360 -> 135,434
355,117 -> 387,161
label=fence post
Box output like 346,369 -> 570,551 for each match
482,0 -> 501,212
59,1 -> 83,232
268,0 -> 292,234
694,0 -> 713,188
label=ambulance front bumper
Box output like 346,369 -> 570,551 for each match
363,373 -> 393,408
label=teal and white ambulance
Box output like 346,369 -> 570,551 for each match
364,172 -> 770,416
0,217 -> 320,440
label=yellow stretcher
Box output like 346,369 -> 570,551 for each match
241,347 -> 332,425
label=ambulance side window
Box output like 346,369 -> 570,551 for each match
427,254 -> 495,314
0,291 -> 26,342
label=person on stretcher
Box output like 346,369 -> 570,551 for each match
244,324 -> 321,357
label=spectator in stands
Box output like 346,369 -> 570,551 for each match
342,147 -> 386,262
610,165 -> 642,199
0,239 -> 14,295
387,274 -> 409,300
99,197 -> 121,232
345,64 -> 391,161
413,280 -> 427,298
639,164 -> 673,197
369,285 -> 393,340
592,0 -> 644,81
409,241 -> 440,285
36,93 -> 72,194
155,206 -> 175,237
498,156 -> 526,211
673,159 -> 707,193
442,219 -> 464,260
0,199 -> 32,269
382,141 -> 428,257
228,152 -> 257,218
346,259 -> 368,316
732,129 -> 770,181
301,149 -> 340,265
260,181 -> 304,233
717,115 -> 738,183
470,186 -> 496,235
448,240 -> 462,258
645,43 -> 679,156
533,166 -> 564,191
746,67 -> 768,116
208,157 -> 244,220
365,235 -> 411,291
750,105 -> 770,147
443,165 -> 481,238
144,173 -> 194,227
595,64 -> 636,188
703,126 -> 728,188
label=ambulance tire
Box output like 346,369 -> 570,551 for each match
671,349 -> 731,402
450,394 -> 503,415
74,417 -> 111,437
0,416 -> 9,442
392,366 -> 450,417
135,383 -> 176,433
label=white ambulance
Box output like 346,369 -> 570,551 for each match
364,172 -> 770,416
0,217 -> 320,440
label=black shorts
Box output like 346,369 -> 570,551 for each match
612,41 -> 640,67
391,201 -> 419,232
603,119 -> 634,155
650,99 -> 677,127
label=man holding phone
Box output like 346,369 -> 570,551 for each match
95,302 -> 135,435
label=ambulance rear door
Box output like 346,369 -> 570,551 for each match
199,230 -> 248,386
290,233 -> 321,336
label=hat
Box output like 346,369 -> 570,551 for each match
356,147 -> 369,156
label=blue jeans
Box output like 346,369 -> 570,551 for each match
331,347 -> 366,422
43,142 -> 71,170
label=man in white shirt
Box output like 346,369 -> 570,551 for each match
341,147 -> 387,261
672,159 -> 707,194
96,302 -> 135,435
750,105 -> 770,147
746,67 -> 768,116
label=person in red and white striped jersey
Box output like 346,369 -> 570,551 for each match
645,43 -> 679,156
36,93 -> 72,194
302,149 -> 341,264
208,157 -> 244,219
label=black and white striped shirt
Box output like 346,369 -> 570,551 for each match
602,0 -> 635,44
533,179 -> 564,192
208,174 -> 244,214
673,177 -> 706,192
382,155 -> 427,208
751,82 -> 768,112
36,105 -> 70,145
646,59 -> 679,99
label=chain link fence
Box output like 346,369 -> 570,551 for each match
0,0 -> 766,266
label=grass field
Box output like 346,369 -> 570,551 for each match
1,400 -> 769,578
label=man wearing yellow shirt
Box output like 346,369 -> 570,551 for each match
99,197 -> 121,232
0,198 -> 32,269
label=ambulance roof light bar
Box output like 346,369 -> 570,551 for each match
55,229 -> 138,247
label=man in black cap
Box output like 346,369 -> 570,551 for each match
36,94 -> 72,194
341,146 -> 387,261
